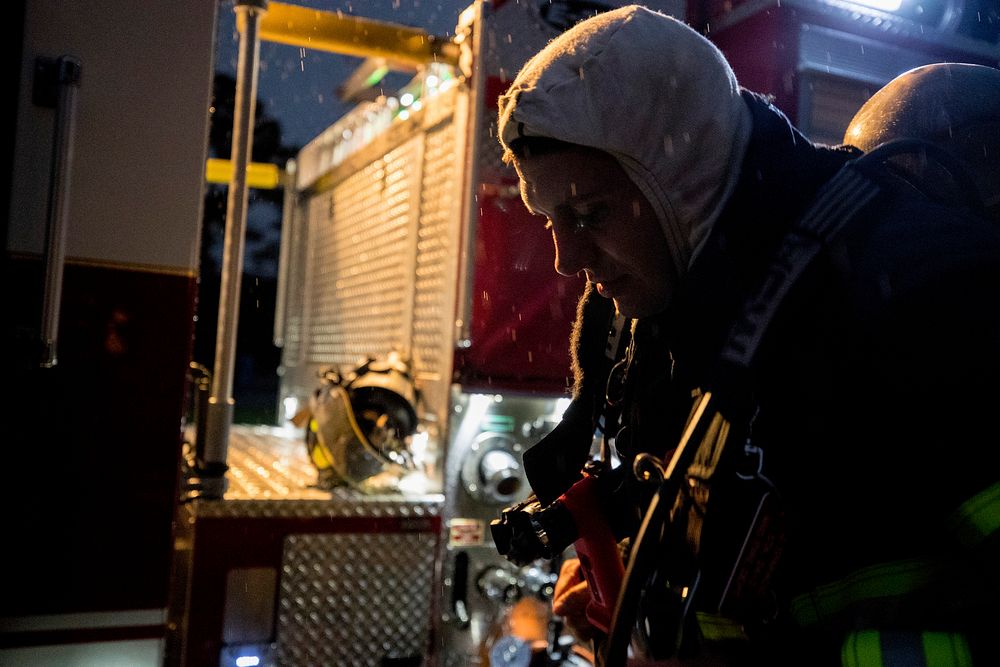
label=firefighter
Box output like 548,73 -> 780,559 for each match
493,5 -> 1000,665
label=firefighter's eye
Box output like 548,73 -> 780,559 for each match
548,203 -> 609,232
574,204 -> 608,230
565,203 -> 609,231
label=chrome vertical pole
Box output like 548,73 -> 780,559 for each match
201,0 -> 268,498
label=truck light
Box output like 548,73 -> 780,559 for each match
850,0 -> 903,11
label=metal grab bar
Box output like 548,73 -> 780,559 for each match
201,0 -> 267,498
243,1 -> 460,68
38,55 -> 81,368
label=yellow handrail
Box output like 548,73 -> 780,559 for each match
239,1 -> 460,68
205,158 -> 281,190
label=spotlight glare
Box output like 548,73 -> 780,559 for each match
850,0 -> 903,12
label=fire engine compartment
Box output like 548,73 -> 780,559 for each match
171,2 -> 999,664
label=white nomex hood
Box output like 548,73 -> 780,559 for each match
498,5 -> 751,276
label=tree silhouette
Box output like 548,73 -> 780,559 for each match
194,73 -> 301,423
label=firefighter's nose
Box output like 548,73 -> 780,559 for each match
552,227 -> 591,277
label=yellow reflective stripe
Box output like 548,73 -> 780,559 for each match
791,559 -> 936,626
841,630 -> 882,667
922,631 -> 973,667
694,611 -> 748,641
841,631 -> 973,667
949,480 -> 1000,549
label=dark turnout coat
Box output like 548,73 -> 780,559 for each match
614,91 -> 1000,664
495,6 -> 1000,663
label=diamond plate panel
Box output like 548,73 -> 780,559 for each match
223,425 -> 323,499
278,532 -> 437,666
191,425 -> 444,519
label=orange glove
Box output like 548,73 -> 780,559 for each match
552,557 -> 598,643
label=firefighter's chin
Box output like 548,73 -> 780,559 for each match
609,293 -> 664,320
594,279 -> 634,317
613,285 -> 674,319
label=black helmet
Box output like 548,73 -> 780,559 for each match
844,63 -> 1000,222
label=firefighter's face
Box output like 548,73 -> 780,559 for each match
514,144 -> 675,318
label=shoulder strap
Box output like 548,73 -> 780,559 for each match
717,154 -> 881,376
719,134 -> 984,378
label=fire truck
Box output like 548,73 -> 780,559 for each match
3,0 -> 996,666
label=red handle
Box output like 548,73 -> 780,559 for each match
560,474 -> 625,633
